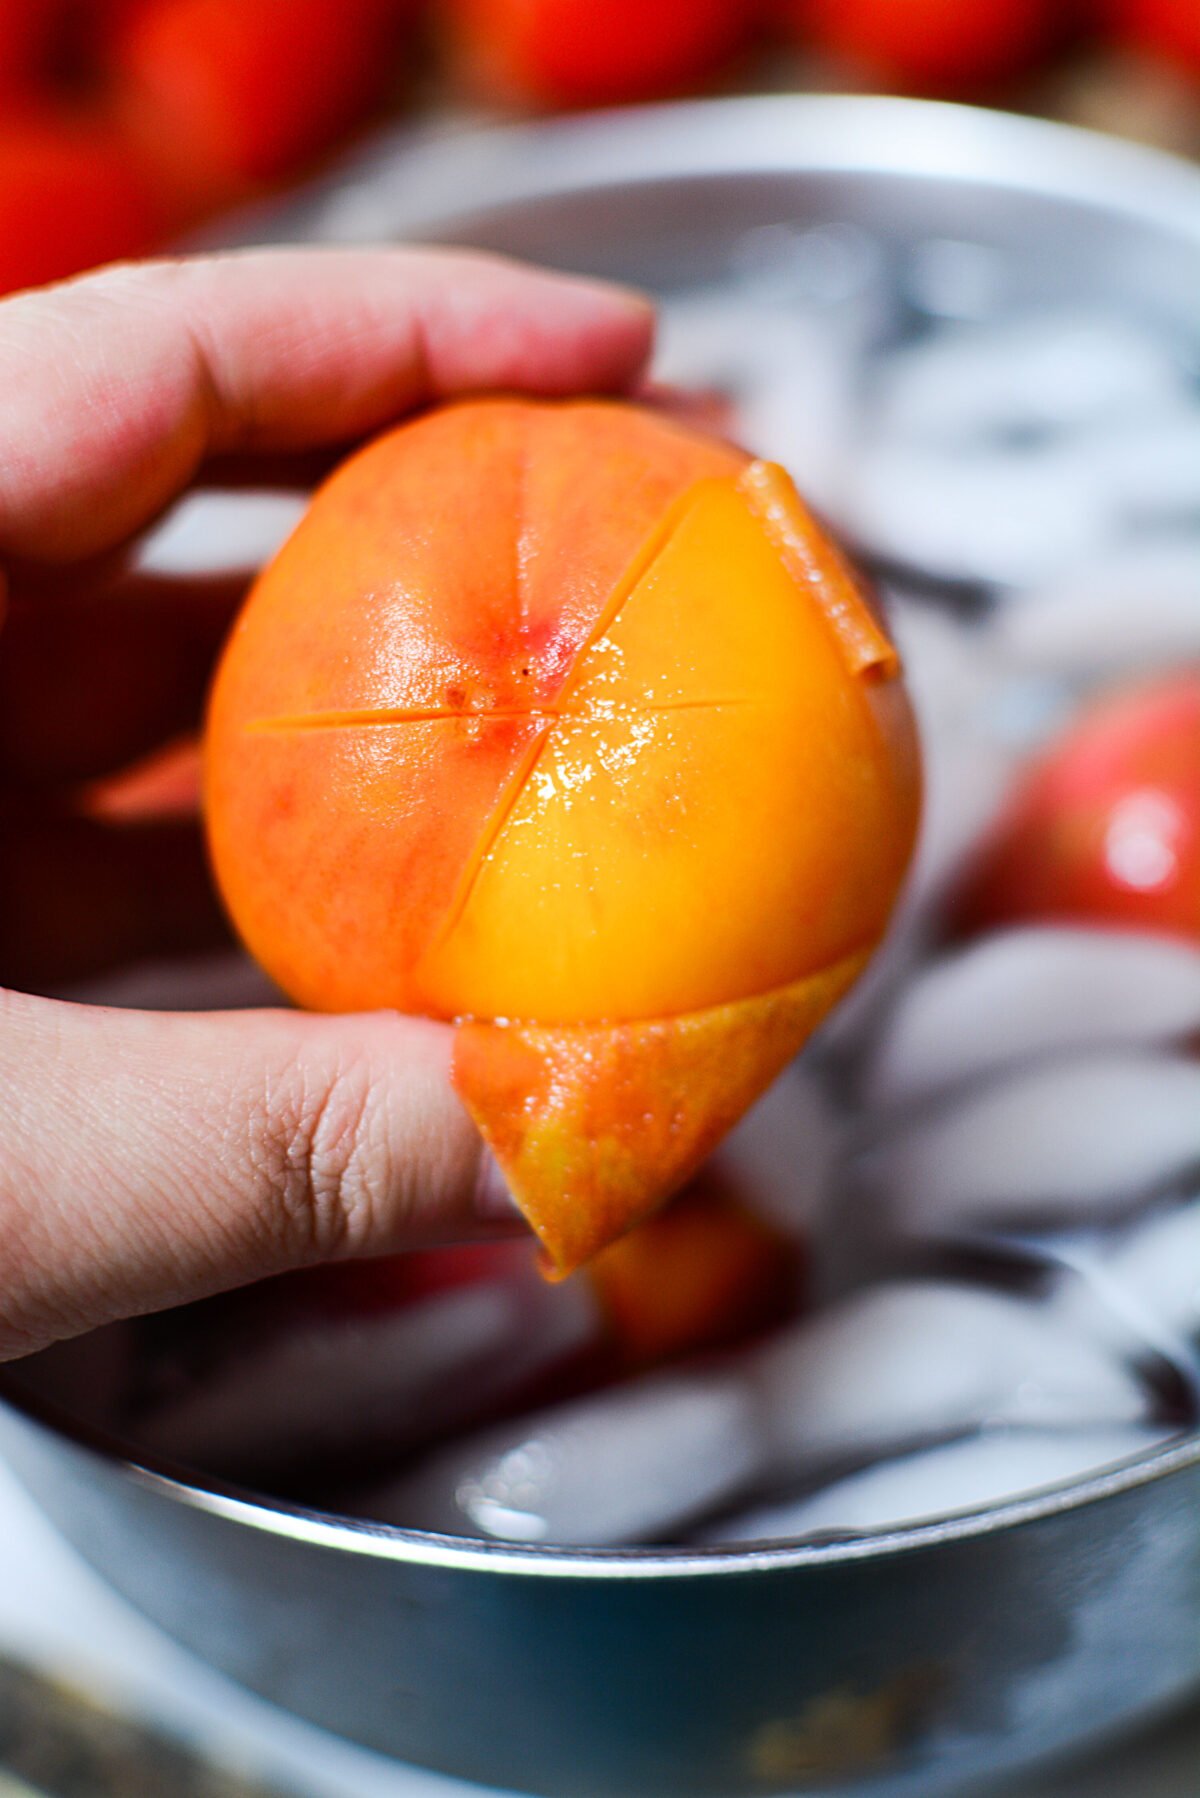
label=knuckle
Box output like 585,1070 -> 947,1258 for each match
258,1049 -> 385,1262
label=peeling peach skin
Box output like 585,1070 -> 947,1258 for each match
205,398 -> 920,1272
453,948 -> 869,1274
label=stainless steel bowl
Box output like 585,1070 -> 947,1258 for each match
4,96 -> 1200,1798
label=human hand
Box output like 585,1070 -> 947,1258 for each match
0,248 -> 654,1360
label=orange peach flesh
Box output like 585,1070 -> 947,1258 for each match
420,466 -> 904,1022
451,466 -> 914,1271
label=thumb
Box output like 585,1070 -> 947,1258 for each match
0,991 -> 519,1361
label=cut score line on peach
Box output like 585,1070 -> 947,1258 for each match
245,697 -> 755,732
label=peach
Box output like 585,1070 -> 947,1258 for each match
205,397 -> 919,1271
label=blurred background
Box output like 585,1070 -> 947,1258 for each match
0,0 -> 1198,300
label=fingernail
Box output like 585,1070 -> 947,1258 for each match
554,275 -> 657,350
560,271 -> 653,314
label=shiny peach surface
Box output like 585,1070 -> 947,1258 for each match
205,397 -> 919,1266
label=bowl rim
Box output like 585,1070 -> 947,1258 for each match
1,1369 -> 1198,1579
311,89 -> 1200,257
6,92 -> 1200,1580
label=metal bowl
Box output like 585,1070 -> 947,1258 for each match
4,96 -> 1200,1798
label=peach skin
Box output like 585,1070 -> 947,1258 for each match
204,397 -> 920,1272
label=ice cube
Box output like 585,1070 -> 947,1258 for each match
730,222 -> 885,311
704,1426 -> 1174,1543
714,1062 -> 843,1238
749,1282 -> 1148,1484
990,539 -> 1200,679
843,436 -> 1107,588
863,930 -> 1200,1110
1103,1199 -> 1200,1344
656,295 -> 859,515
880,600 -> 1024,900
135,489 -> 308,577
353,1368 -> 759,1546
872,312 -> 1183,448
851,1051 -> 1200,1236
804,914 -> 923,1064
346,1275 -> 1148,1546
137,1269 -> 598,1483
1086,405 -> 1200,526
1052,1197 -> 1200,1371
903,238 -> 1007,323
905,731 -> 1022,906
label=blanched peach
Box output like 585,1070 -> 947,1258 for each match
205,397 -> 919,1270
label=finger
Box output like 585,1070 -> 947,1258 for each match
0,810 -> 227,991
0,577 -> 242,786
0,247 -> 655,564
0,995 -> 521,1359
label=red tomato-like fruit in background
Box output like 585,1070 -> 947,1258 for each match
444,0 -> 750,108
1105,0 -> 1200,76
952,670 -> 1200,945
0,0 -> 418,298
781,0 -> 1055,92
110,0 -> 407,208
0,0 -> 67,97
0,110 -> 163,298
